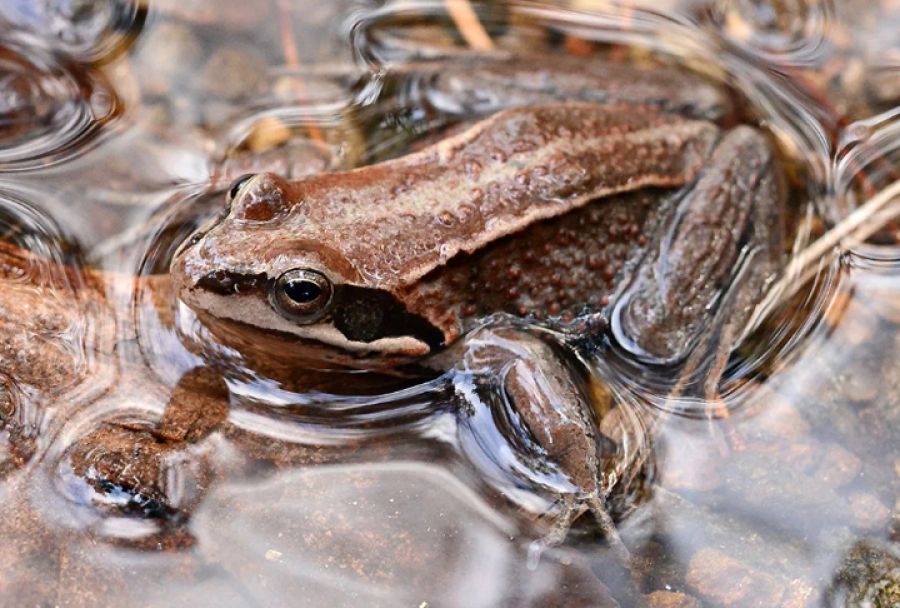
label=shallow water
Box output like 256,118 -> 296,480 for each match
0,1 -> 898,606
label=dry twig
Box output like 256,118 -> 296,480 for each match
747,179 -> 900,333
276,0 -> 326,144
445,0 -> 495,50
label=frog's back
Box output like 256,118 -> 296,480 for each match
403,187 -> 674,329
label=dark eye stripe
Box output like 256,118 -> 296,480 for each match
196,271 -> 269,296
331,285 -> 446,350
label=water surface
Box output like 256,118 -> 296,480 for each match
0,1 -> 898,606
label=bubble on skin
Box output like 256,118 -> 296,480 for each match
0,44 -> 121,170
435,211 -> 456,227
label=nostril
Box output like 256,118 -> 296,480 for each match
230,173 -> 290,222
227,173 -> 257,203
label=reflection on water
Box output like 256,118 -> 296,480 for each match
0,0 -> 898,606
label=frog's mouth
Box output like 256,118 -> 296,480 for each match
183,270 -> 447,362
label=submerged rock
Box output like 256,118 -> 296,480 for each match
826,540 -> 900,608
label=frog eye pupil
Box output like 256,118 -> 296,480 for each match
284,280 -> 321,304
228,173 -> 256,202
271,268 -> 334,324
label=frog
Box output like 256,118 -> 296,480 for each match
165,56 -> 786,552
1,56 -> 785,555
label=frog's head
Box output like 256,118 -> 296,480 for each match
171,173 -> 452,368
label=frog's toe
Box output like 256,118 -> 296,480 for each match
586,495 -> 631,561
527,495 -> 584,568
528,493 -> 631,569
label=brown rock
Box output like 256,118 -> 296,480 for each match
849,493 -> 892,532
67,421 -> 211,524
742,383 -> 810,441
827,540 -> 900,607
686,548 -> 788,606
812,444 -> 862,490
645,590 -> 701,608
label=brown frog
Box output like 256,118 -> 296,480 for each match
169,57 -> 785,548
1,57 -> 785,552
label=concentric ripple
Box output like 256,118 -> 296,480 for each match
835,108 -> 900,217
0,0 -> 145,63
0,43 -> 120,171
709,0 -> 834,65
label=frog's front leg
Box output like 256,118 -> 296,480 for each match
445,326 -> 628,559
614,126 -> 785,397
154,365 -> 230,443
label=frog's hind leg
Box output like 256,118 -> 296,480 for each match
674,243 -> 774,403
614,126 -> 786,402
454,327 -> 632,565
676,129 -> 787,404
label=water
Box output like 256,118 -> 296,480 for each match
0,1 -> 898,606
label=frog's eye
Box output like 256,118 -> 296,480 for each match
227,173 -> 257,204
271,268 -> 334,323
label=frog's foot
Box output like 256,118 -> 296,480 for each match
156,365 -> 230,443
528,494 -> 584,568
528,493 -> 630,568
586,494 -> 631,562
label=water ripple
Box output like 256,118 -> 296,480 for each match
350,1 -> 708,67
0,43 -> 121,171
835,106 -> 900,217
708,0 -> 834,66
0,183 -> 85,281
0,0 -> 145,63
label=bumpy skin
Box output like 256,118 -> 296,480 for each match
419,188 -> 672,324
